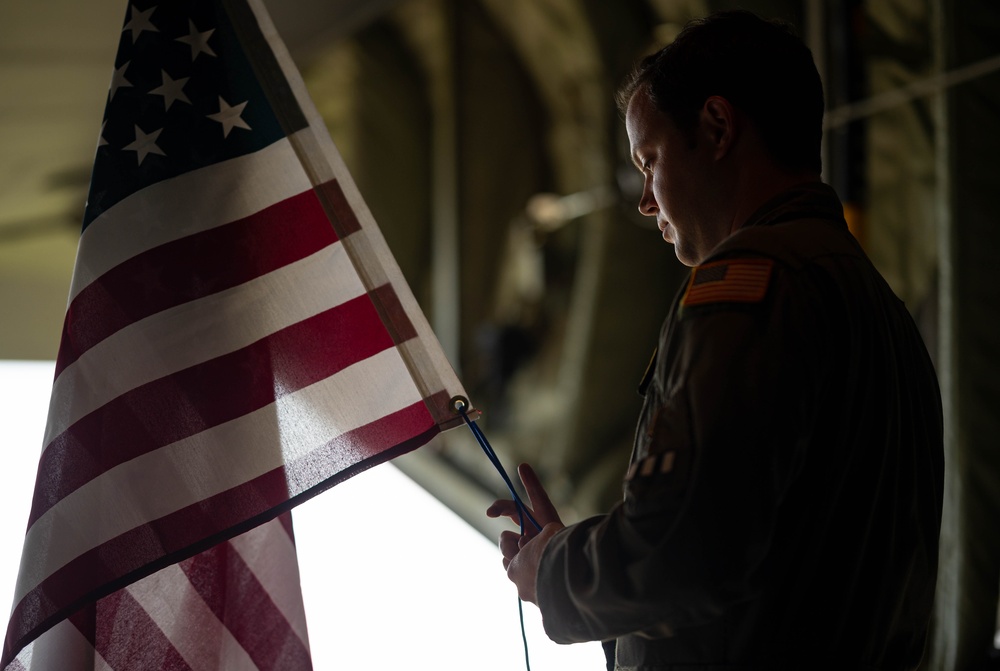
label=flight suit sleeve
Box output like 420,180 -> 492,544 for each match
535,259 -> 830,644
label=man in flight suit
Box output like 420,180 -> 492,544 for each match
487,10 -> 944,671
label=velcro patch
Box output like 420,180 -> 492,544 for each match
681,258 -> 773,307
626,451 -> 676,481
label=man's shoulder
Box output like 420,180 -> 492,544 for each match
709,217 -> 863,271
711,219 -> 865,268
714,181 -> 854,267
679,216 -> 877,317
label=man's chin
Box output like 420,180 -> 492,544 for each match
671,243 -> 699,268
660,226 -> 696,265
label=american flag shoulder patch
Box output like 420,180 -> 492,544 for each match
681,258 -> 774,307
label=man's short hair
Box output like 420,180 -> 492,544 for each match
616,10 -> 824,175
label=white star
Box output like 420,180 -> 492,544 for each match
149,70 -> 190,110
109,61 -> 132,100
123,125 -> 166,165
207,97 -> 251,138
122,5 -> 158,43
176,20 -> 216,61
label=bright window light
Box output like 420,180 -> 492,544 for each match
0,361 -> 602,670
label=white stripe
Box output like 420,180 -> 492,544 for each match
16,617 -> 109,671
43,241 -> 364,448
126,563 -> 257,671
229,518 -> 311,650
18,347 -> 423,605
69,137 -> 312,303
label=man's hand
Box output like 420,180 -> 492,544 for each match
486,463 -> 565,604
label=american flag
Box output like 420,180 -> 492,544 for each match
3,0 -> 470,668
681,258 -> 774,307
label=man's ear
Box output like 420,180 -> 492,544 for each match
700,96 -> 737,160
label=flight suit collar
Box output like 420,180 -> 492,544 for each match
740,181 -> 847,231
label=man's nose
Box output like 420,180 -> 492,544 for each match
638,182 -> 657,217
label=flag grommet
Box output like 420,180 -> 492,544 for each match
450,395 -> 470,414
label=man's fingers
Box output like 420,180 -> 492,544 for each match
518,463 -> 562,526
505,522 -> 565,604
499,530 -> 521,561
488,498 -> 542,536
486,499 -> 522,523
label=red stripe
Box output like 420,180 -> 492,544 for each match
180,541 -> 312,670
693,272 -> 769,286
684,288 -> 767,305
688,282 -> 768,296
317,179 -> 362,237
687,282 -> 768,297
5,402 -> 437,665
30,291 -> 393,528
54,190 -> 337,378
69,590 -> 193,671
369,282 -> 418,344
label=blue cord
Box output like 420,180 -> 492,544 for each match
456,401 -> 540,671
460,409 -> 542,533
